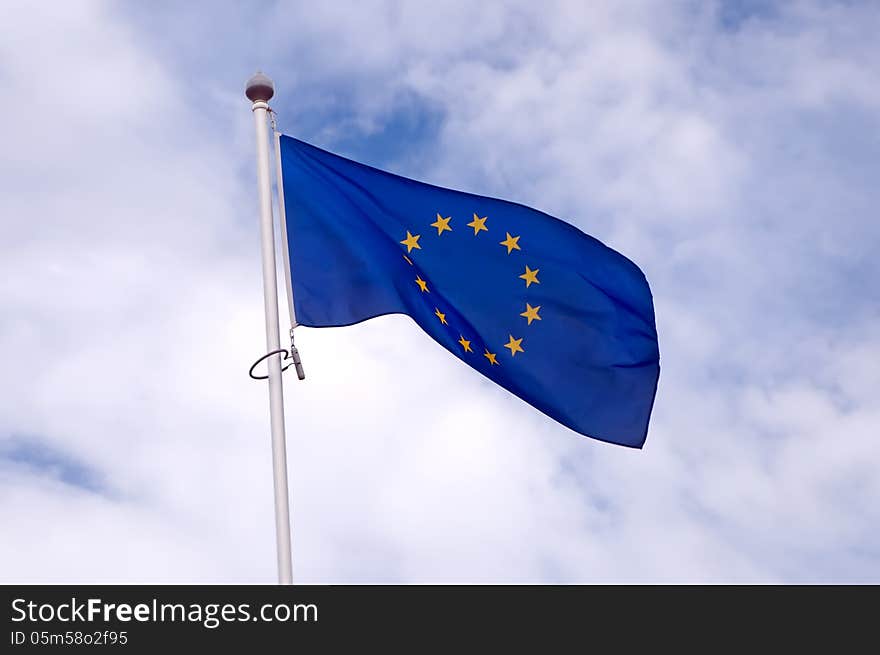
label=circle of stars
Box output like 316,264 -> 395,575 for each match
398,212 -> 542,366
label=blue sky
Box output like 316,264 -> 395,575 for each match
0,0 -> 878,582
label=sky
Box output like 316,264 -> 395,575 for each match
1,0 -> 878,583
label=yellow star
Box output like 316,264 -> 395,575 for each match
403,255 -> 413,265
500,232 -> 521,254
434,308 -> 448,325
519,265 -> 539,287
400,231 -> 421,253
484,349 -> 499,365
503,334 -> 524,356
431,213 -> 452,235
520,303 -> 541,325
458,335 -> 472,352
415,276 -> 429,293
467,213 -> 488,235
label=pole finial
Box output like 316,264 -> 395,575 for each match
246,71 -> 275,103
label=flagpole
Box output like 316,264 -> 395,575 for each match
246,72 -> 293,584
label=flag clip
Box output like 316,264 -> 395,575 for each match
288,327 -> 305,380
247,333 -> 305,381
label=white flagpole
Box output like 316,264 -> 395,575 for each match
246,72 -> 293,584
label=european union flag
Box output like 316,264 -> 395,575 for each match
278,135 -> 659,447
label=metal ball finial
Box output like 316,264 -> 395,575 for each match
246,71 -> 274,102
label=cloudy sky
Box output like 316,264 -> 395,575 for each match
1,0 -> 878,583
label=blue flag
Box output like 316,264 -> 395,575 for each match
278,135 -> 659,447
